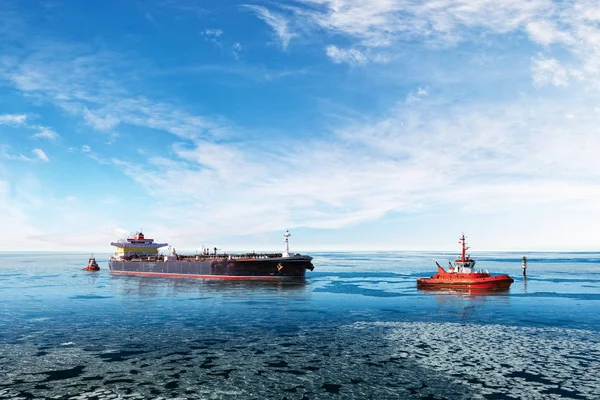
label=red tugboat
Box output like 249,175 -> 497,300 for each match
417,234 -> 513,290
83,254 -> 100,271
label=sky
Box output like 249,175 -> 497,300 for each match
1,0 -> 599,252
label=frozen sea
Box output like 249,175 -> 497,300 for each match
0,251 -> 599,399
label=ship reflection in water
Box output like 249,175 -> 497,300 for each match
110,274 -> 310,299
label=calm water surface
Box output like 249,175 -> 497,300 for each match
1,251 -> 599,399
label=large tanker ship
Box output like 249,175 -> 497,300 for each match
108,230 -> 314,280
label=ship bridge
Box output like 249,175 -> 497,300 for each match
110,231 -> 168,259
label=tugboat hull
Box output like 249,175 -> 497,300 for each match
417,275 -> 514,290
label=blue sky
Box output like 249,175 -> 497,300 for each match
1,0 -> 599,252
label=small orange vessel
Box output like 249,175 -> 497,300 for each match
83,254 -> 100,271
417,234 -> 513,291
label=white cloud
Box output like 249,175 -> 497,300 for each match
203,28 -> 223,37
1,152 -> 30,162
103,93 -> 600,247
202,28 -> 225,46
295,0 -> 551,47
1,145 -> 39,162
326,45 -> 368,65
0,48 -> 231,141
531,56 -> 569,86
244,5 -> 297,49
83,107 -> 120,131
0,110 -> 61,148
232,42 -> 242,59
406,87 -> 429,103
0,114 -> 27,125
289,1 -> 600,87
526,20 -> 573,46
32,148 -> 49,161
1,148 -> 48,162
31,127 -> 58,140
520,5 -> 600,86
81,145 -> 91,152
0,114 -> 59,140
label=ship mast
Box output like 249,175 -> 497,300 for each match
459,234 -> 468,262
283,230 -> 291,256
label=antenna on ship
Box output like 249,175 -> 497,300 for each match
283,230 -> 291,257
459,233 -> 469,262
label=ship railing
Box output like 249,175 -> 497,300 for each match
176,253 -> 289,261
114,253 -> 309,262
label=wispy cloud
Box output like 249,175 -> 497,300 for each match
326,45 -> 367,65
0,114 -> 27,125
0,45 -> 232,141
531,56 -> 569,87
31,126 -> 58,140
203,28 -> 223,37
105,92 -> 600,246
292,1 -> 600,87
232,42 -> 242,59
295,0 -> 550,47
1,146 -> 49,162
523,2 -> 600,87
244,5 -> 297,49
32,148 -> 49,161
405,87 -> 429,104
0,114 -> 59,139
83,107 -> 120,131
0,146 -> 31,161
202,28 -> 224,47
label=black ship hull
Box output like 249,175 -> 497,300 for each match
109,256 -> 313,280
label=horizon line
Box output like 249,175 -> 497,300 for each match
0,248 -> 598,254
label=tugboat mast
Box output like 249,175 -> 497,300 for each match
459,234 -> 469,262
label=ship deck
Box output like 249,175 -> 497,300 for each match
111,253 -> 312,262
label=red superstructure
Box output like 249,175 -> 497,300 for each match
126,232 -> 155,243
417,234 -> 513,290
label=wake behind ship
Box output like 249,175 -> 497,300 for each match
109,231 -> 314,280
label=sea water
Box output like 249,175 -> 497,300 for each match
0,251 -> 598,399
